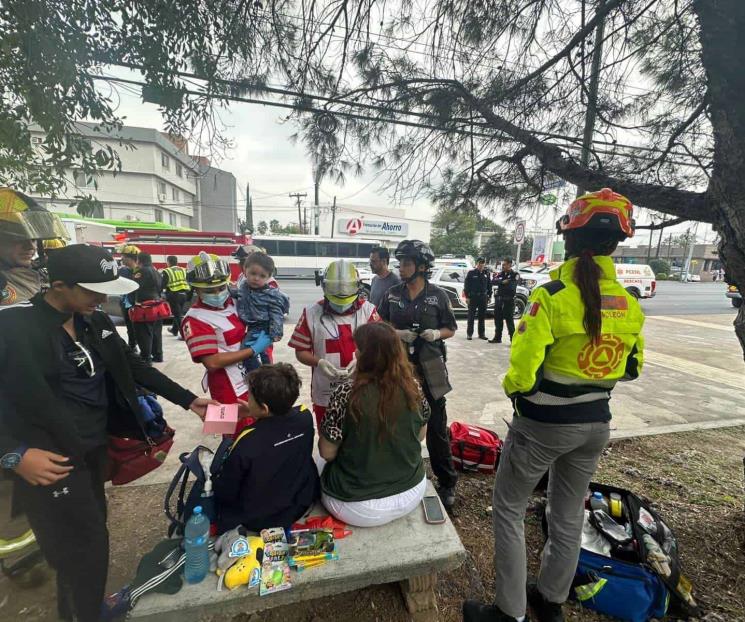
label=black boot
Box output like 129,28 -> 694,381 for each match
526,583 -> 563,622
463,600 -> 526,622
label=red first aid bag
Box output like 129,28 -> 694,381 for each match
450,422 -> 502,474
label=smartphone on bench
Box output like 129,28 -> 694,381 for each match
422,495 -> 446,524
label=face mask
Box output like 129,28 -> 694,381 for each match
201,289 -> 230,308
328,299 -> 354,314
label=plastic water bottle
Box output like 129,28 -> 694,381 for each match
589,492 -> 609,513
184,506 -> 210,584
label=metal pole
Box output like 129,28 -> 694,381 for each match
314,171 -> 321,235
330,196 -> 337,238
682,223 -> 699,281
655,218 -> 666,258
245,182 -> 253,232
289,192 -> 307,232
516,242 -> 522,270
646,217 -> 654,263
576,0 -> 607,197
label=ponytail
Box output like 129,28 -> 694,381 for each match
575,250 -> 603,343
564,230 -> 622,344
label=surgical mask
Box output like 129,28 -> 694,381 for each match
200,289 -> 230,308
328,299 -> 354,314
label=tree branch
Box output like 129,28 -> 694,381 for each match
456,85 -> 712,223
636,216 -> 688,230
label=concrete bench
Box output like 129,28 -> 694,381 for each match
130,480 -> 466,621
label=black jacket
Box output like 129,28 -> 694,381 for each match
213,405 -> 319,534
134,266 -> 162,302
464,268 -> 491,297
492,270 -> 520,298
0,294 -> 198,459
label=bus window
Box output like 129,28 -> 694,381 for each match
296,241 -> 316,256
337,242 -> 355,257
276,241 -> 295,255
254,239 -> 278,255
358,243 -> 376,256
317,242 -> 338,257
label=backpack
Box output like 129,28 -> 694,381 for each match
544,482 -> 699,622
449,422 -> 502,474
164,440 -> 232,537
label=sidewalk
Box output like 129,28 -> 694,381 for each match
132,311 -> 744,486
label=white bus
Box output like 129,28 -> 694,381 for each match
251,235 -> 383,278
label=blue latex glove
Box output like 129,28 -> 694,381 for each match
245,331 -> 271,355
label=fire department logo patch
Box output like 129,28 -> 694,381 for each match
1,285 -> 17,305
577,335 -> 625,379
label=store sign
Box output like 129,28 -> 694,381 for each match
338,218 -> 409,237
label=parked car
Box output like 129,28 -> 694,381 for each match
680,272 -> 701,283
430,267 -> 529,319
727,284 -> 742,308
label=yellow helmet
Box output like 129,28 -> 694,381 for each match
43,238 -> 67,251
0,188 -> 68,241
187,251 -> 231,288
322,259 -> 360,308
117,244 -> 141,257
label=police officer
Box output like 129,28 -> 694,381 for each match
464,257 -> 491,340
464,189 -> 645,622
490,256 -> 520,343
378,240 -> 459,509
161,255 -> 190,338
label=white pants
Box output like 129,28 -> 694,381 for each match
321,477 -> 427,527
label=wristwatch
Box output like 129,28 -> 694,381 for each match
1,446 -> 27,470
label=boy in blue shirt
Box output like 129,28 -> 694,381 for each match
213,364 -> 319,534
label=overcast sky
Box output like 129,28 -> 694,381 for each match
102,72 -> 714,248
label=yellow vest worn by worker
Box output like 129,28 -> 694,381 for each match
504,255 -> 644,421
162,266 -> 190,292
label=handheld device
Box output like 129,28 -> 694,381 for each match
422,495 -> 446,524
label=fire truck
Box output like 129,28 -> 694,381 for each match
105,229 -> 250,281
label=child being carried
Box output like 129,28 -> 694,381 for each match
236,253 -> 290,373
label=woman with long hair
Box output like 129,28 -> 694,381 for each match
464,189 -> 645,622
318,321 -> 430,527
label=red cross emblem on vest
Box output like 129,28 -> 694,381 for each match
324,324 -> 356,367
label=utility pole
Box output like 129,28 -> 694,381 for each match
646,216 -> 655,263
314,169 -> 322,235
682,223 -> 699,280
576,0 -> 607,198
655,217 -> 667,258
330,196 -> 337,238
245,182 -> 253,233
666,233 -> 673,262
289,192 -> 307,233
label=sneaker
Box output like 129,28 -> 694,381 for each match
526,583 -> 563,622
467,335 -> 473,340
437,486 -> 456,509
463,600 -> 526,622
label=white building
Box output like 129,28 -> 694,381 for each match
29,123 -> 199,228
316,204 -> 431,248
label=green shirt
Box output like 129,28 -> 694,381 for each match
320,381 -> 430,502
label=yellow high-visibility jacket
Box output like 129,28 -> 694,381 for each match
503,256 -> 644,422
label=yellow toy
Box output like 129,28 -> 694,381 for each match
214,527 -> 263,591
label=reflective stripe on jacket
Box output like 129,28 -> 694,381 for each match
163,266 -> 190,292
503,256 -> 644,409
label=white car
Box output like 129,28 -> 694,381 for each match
681,272 -> 701,282
430,267 -> 529,319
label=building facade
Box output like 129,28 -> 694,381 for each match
29,123 -> 198,228
195,161 -> 238,232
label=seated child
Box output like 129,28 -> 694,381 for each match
213,364 -> 320,535
236,253 -> 290,373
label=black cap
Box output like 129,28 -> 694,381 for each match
48,244 -> 139,295
477,257 -> 486,263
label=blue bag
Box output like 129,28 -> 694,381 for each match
573,549 -> 669,622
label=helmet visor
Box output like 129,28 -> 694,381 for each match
188,257 -> 231,287
0,209 -> 69,241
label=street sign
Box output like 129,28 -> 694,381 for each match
345,218 -> 364,235
543,179 -> 566,191
514,221 -> 526,244
539,193 -> 558,205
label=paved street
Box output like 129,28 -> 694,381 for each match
132,279 -> 744,486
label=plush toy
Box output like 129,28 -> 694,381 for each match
214,526 -> 263,590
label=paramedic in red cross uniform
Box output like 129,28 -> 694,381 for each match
289,259 -> 380,428
181,252 -> 271,407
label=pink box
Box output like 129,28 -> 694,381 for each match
203,403 -> 239,435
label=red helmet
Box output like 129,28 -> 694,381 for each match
557,188 -> 635,239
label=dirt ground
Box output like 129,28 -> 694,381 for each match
2,426 -> 744,622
